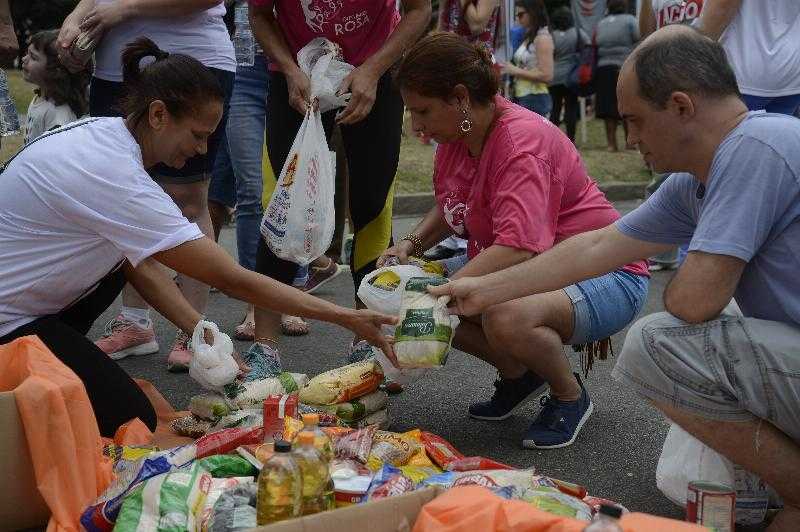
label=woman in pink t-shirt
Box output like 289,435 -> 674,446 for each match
248,0 -> 430,364
381,32 -> 650,450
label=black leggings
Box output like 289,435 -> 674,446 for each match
258,71 -> 404,291
0,268 -> 157,437
549,84 -> 579,142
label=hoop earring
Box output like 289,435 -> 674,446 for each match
459,107 -> 473,133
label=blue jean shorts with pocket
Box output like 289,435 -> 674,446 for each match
563,269 -> 650,345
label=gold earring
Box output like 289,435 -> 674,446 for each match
459,107 -> 473,133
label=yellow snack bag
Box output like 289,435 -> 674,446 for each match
401,429 -> 440,469
283,416 -> 304,442
399,465 -> 441,484
366,431 -> 418,471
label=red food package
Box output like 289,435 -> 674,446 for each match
335,425 -> 377,463
445,456 -> 515,472
263,394 -> 299,443
322,426 -> 354,441
368,474 -> 415,501
420,432 -> 464,469
195,426 -> 264,459
550,477 -> 588,499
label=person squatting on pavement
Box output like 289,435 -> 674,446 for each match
432,25 -> 800,531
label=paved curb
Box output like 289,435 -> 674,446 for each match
393,181 -> 648,217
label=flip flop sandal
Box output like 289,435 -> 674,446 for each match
281,316 -> 310,336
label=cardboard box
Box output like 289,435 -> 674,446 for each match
0,391 -> 51,529
253,486 -> 442,532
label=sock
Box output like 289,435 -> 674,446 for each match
120,306 -> 152,329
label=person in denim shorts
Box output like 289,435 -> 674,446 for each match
433,26 -> 800,529
385,33 -> 650,450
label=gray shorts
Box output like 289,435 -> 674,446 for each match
612,309 -> 800,442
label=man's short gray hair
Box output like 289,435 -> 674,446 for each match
633,27 -> 740,109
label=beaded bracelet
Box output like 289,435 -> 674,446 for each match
400,232 -> 425,257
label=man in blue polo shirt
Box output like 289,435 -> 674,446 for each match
430,24 -> 800,530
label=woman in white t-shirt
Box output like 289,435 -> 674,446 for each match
0,40 -> 395,437
56,0 -> 237,372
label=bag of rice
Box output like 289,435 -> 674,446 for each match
394,277 -> 459,368
322,390 -> 388,421
344,408 -> 389,430
299,360 -> 383,405
224,372 -> 308,409
190,393 -> 231,421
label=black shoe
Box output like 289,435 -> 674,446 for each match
469,372 -> 549,421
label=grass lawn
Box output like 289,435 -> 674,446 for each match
0,69 -> 31,162
396,114 -> 650,195
1,70 -> 650,193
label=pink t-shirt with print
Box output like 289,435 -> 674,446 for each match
249,0 -> 400,67
434,96 -> 649,277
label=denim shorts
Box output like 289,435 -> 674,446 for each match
613,305 -> 800,441
563,270 -> 650,345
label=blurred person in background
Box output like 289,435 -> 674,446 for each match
548,6 -> 587,143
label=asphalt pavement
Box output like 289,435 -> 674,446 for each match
88,199 -> 687,520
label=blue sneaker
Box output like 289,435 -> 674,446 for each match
522,373 -> 593,449
469,371 -> 549,421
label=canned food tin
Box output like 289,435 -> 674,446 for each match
686,481 -> 735,532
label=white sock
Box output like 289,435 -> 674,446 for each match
121,306 -> 152,329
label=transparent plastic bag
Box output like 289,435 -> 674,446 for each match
189,320 -> 239,392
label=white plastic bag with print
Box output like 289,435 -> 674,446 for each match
260,38 -> 352,264
656,423 -> 770,525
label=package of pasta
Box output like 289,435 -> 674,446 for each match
334,425 -> 376,463
420,431 -> 464,469
394,277 -> 459,368
330,390 -> 388,421
366,430 -> 419,471
299,360 -> 383,405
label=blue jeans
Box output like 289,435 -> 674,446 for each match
564,270 -> 650,345
516,93 -> 553,119
227,54 -> 269,272
742,93 -> 800,115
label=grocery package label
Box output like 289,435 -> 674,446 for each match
404,276 -> 448,293
396,308 -> 452,342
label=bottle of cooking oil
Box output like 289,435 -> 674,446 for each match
256,440 -> 301,525
294,431 -> 335,515
301,413 -> 334,462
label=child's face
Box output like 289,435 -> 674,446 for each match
22,44 -> 48,87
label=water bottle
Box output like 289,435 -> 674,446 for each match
233,3 -> 255,67
0,69 -> 20,137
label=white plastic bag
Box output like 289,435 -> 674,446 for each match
189,321 -> 239,392
357,265 -> 431,316
260,38 -> 352,265
656,423 -> 770,525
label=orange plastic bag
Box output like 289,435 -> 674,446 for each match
0,336 -> 114,532
413,486 -> 707,532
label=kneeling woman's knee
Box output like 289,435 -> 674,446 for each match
482,302 -> 519,343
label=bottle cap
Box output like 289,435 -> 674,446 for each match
302,413 -> 320,425
598,504 -> 622,519
298,431 -> 315,445
274,440 -> 292,453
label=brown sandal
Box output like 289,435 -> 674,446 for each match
281,315 -> 310,336
234,319 -> 255,341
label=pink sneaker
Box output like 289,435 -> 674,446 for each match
167,331 -> 192,373
95,315 -> 159,361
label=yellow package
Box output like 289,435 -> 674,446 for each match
299,360 -> 384,405
366,430 -> 418,471
370,270 -> 402,291
399,465 -> 441,485
401,430 -> 440,469
283,416 -> 304,442
408,257 -> 446,277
